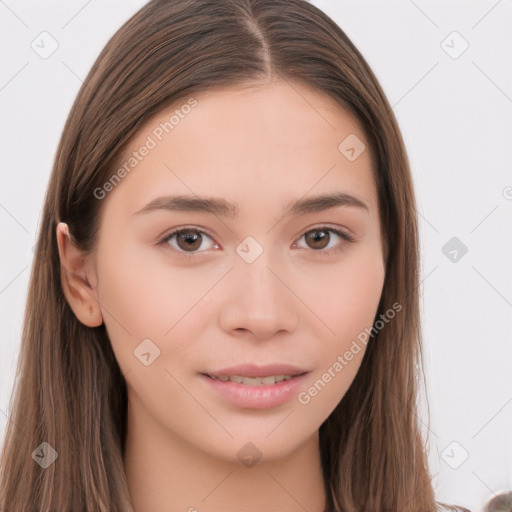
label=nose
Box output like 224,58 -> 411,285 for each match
217,248 -> 299,340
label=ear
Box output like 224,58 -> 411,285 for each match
56,222 -> 103,327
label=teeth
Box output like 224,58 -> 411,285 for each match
209,374 -> 293,385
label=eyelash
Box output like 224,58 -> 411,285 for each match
157,225 -> 355,260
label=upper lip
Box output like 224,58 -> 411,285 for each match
203,363 -> 309,378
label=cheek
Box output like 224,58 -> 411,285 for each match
298,248 -> 385,347
95,241 -> 217,370
94,243 -> 167,369
295,250 -> 384,417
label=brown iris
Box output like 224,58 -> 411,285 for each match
304,229 -> 330,250
176,230 -> 202,251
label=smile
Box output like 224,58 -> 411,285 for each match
206,374 -> 293,385
201,372 -> 309,409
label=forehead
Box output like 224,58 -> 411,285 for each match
101,79 -> 377,221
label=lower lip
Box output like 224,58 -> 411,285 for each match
200,373 -> 309,410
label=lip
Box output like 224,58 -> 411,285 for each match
204,363 -> 308,379
200,372 -> 309,410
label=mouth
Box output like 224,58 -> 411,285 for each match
199,366 -> 310,410
203,373 -> 307,386
202,363 -> 309,381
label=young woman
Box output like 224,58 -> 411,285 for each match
0,0 -> 470,510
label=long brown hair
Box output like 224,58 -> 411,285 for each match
0,0 -> 470,510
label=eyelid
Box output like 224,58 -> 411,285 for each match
156,224 -> 355,258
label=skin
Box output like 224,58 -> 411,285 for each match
56,78 -> 385,512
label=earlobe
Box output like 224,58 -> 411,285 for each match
56,222 -> 103,327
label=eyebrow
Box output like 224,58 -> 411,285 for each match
133,192 -> 370,219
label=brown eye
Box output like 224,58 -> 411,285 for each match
159,227 -> 217,257
158,225 -> 354,260
176,230 -> 202,251
304,228 -> 331,250
296,227 -> 354,254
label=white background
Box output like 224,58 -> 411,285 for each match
1,1 -> 511,511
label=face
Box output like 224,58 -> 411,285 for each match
81,79 -> 385,463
